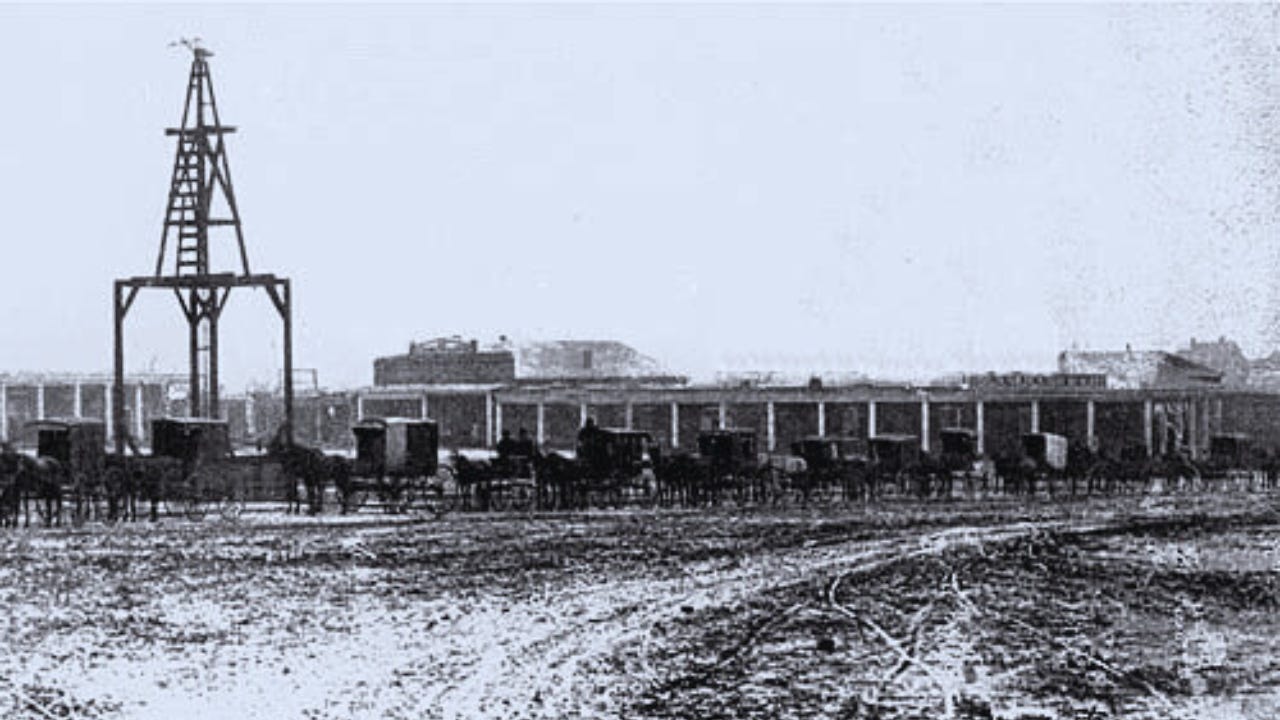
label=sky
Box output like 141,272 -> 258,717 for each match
1,3 -> 1280,390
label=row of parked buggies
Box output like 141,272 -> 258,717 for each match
342,421 -> 1280,514
5,415 -> 1278,527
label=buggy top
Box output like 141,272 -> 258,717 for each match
868,434 -> 920,468
1208,433 -> 1250,468
1022,432 -> 1068,472
939,428 -> 978,457
795,436 -> 866,466
27,418 -> 107,475
697,428 -> 757,463
152,417 -> 232,464
353,417 -> 439,478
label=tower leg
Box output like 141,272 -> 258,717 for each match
188,289 -> 201,418
209,294 -> 220,419
282,280 -> 294,443
113,282 -> 127,455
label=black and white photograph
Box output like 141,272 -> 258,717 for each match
2,3 -> 1280,718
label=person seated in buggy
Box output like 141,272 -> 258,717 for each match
513,428 -> 536,479
577,418 -> 608,477
495,430 -> 518,477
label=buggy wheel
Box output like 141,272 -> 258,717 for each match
183,496 -> 207,521
34,497 -> 57,526
393,486 -> 415,514
342,489 -> 369,513
219,494 -> 245,521
183,473 -> 210,521
490,486 -> 512,512
70,473 -> 92,527
103,468 -> 128,523
508,484 -> 534,512
418,489 -> 458,517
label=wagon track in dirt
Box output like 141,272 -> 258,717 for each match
1,498 -> 1276,720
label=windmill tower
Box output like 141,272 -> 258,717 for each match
113,41 -> 295,451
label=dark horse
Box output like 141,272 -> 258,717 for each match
0,445 -> 65,527
102,455 -> 185,522
268,425 -> 331,515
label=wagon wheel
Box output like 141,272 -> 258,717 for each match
433,467 -> 459,514
69,472 -> 93,528
182,472 -> 210,521
893,469 -> 913,499
508,482 -> 535,513
490,483 -> 512,512
341,487 -> 370,514
103,467 -> 128,523
218,488 -> 246,522
633,474 -> 659,509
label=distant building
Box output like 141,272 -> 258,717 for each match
1057,347 -> 1223,389
965,371 -> 1107,389
515,340 -> 676,382
374,336 -> 516,386
1176,337 -> 1250,386
1248,351 -> 1280,391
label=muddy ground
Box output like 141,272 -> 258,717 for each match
0,495 -> 1277,719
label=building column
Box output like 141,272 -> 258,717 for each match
1202,397 -> 1211,451
1029,399 -> 1039,433
580,402 -> 588,428
867,401 -> 877,438
816,401 -> 826,437
485,393 -> 494,448
1085,399 -> 1096,451
1182,394 -> 1192,456
494,401 -> 503,441
920,399 -> 930,453
975,400 -> 985,455
718,401 -> 727,430
624,402 -> 634,430
73,382 -> 82,419
419,394 -> 428,420
0,383 -> 7,442
36,383 -> 45,420
670,402 -> 679,449
1144,399 -> 1155,458
356,394 -> 365,422
537,403 -> 546,447
103,383 -> 112,442
246,395 -> 256,438
766,401 -> 776,452
134,384 -> 145,440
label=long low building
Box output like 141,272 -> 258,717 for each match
0,372 -> 185,445
351,378 -> 1280,461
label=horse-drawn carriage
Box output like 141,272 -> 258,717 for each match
1197,433 -> 1265,491
789,436 -> 866,503
27,419 -> 107,525
693,428 -> 759,504
16,417 -> 248,525
867,434 -> 932,499
349,418 -> 458,514
147,418 -> 248,520
567,426 -> 659,509
1007,431 -> 1069,496
937,428 -> 997,499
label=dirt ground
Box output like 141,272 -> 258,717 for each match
0,496 -> 1277,719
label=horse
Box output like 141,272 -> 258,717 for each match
267,426 -> 329,515
0,446 -> 24,528
1,449 -> 67,528
530,451 -> 577,511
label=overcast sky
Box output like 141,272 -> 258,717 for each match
2,4 -> 1279,390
